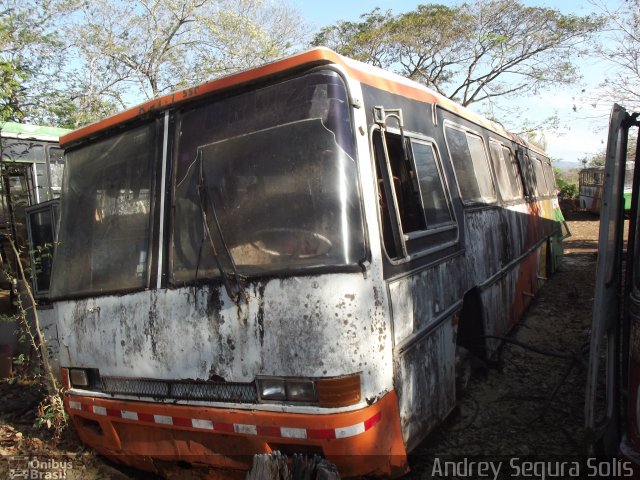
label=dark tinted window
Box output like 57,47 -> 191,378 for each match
445,126 -> 495,204
51,124 -> 155,298
171,71 -> 365,282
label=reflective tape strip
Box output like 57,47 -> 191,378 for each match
121,410 -> 138,420
154,415 -> 173,425
335,422 -> 365,439
67,401 -> 381,440
234,424 -> 257,435
280,427 -> 307,439
93,406 -> 107,416
192,419 -> 214,430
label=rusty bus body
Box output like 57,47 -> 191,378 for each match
579,164 -> 633,215
42,48 -> 566,477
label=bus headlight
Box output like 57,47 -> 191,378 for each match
257,377 -> 315,403
256,373 -> 361,406
68,368 -> 100,389
257,378 -> 286,400
69,369 -> 90,388
285,380 -> 316,402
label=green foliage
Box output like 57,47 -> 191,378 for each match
13,352 -> 26,365
34,393 -> 68,442
0,0 -> 70,123
554,166 -> 578,199
313,0 -> 604,106
559,182 -> 578,199
0,0 -> 309,127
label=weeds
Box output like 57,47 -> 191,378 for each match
34,393 -> 68,443
3,237 -> 67,443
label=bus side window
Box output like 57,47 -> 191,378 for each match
533,157 -> 549,196
373,130 -> 455,260
373,130 -> 425,255
445,125 -> 496,204
542,160 -> 556,194
518,152 -> 538,198
502,145 -> 524,199
47,146 -> 65,198
410,141 -> 454,227
489,141 -> 512,201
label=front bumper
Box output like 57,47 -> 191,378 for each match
64,389 -> 408,478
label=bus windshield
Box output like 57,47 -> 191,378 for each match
172,70 -> 365,282
50,124 -> 155,298
50,70 -> 365,298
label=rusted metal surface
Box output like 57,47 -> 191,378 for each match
387,197 -> 555,449
50,273 -> 394,408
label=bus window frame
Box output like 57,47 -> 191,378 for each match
517,150 -> 538,199
541,158 -> 557,195
532,156 -> 549,196
443,121 -> 497,206
488,139 -> 524,202
371,125 -> 459,265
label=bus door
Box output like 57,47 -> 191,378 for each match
1,164 -> 37,246
585,104 -> 638,455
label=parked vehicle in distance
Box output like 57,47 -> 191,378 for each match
579,163 -> 634,214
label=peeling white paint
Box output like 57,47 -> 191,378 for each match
51,272 -> 395,409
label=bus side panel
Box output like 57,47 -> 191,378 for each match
480,267 -> 519,353
393,319 -> 456,450
579,186 -> 598,212
388,256 -> 466,449
465,208 -> 511,285
480,250 -> 539,355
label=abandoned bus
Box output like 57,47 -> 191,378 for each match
0,122 -> 70,303
579,164 -> 634,214
0,122 -> 69,244
43,48 -> 566,477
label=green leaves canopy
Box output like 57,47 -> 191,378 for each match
313,0 -> 604,107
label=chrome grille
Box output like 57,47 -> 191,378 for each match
99,376 -> 258,403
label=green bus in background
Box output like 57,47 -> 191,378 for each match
0,121 -> 70,296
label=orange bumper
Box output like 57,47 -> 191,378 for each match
64,390 -> 408,478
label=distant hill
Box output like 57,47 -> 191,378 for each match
554,160 -> 582,171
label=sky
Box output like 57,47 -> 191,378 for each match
292,0 -> 618,166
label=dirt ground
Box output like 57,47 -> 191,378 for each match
0,211 -> 602,480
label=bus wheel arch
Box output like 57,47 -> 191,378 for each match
455,288 -> 487,394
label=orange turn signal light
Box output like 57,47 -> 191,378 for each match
316,373 -> 361,407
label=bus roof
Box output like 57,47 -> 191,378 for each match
1,121 -> 70,142
60,47 -> 542,155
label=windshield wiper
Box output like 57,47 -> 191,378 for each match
196,153 -> 245,302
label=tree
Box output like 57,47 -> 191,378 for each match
67,0 -> 309,109
313,0 -> 604,107
554,166 -> 578,199
0,0 -> 70,122
0,0 -> 309,128
592,0 -> 640,110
